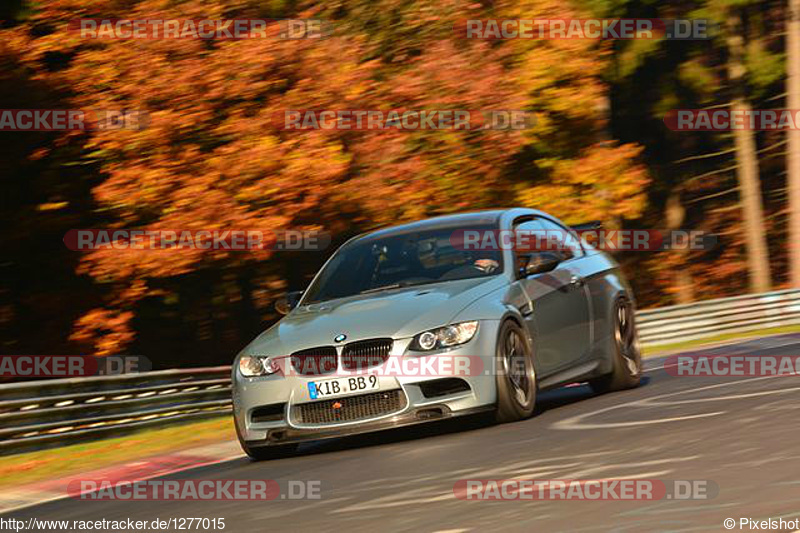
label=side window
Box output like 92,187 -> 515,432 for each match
536,218 -> 583,261
512,218 -> 544,272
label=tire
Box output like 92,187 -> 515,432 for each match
241,442 -> 298,461
589,297 -> 642,394
235,417 -> 298,461
494,320 -> 537,423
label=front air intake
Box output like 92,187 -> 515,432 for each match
418,378 -> 471,399
293,389 -> 406,425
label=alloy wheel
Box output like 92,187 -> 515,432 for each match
614,299 -> 640,376
503,329 -> 532,406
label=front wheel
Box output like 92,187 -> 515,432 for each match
590,297 -> 642,394
241,442 -> 298,461
494,320 -> 537,423
235,417 -> 298,461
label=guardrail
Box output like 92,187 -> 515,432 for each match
636,288 -> 800,347
3,288 -> 800,455
0,367 -> 231,455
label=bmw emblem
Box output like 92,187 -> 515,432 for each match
334,333 -> 347,343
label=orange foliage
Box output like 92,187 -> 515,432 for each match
2,0 -> 650,352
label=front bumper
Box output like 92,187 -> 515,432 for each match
254,405 -> 494,446
232,320 -> 501,447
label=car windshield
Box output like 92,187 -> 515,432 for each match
302,224 -> 504,304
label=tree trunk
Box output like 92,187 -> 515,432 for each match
727,11 -> 773,293
666,191 -> 695,304
788,0 -> 800,287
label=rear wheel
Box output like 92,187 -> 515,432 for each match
494,320 -> 537,423
590,297 -> 642,393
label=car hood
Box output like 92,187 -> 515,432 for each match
245,276 -> 507,355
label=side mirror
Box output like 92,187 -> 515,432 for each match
518,252 -> 560,278
275,290 -> 304,315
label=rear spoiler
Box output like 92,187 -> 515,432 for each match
570,220 -> 603,233
570,221 -> 603,251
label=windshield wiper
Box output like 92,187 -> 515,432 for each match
359,280 -> 431,295
359,283 -> 403,294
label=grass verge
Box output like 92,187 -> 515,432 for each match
0,416 -> 235,490
642,324 -> 800,357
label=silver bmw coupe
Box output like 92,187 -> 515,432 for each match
232,208 -> 642,460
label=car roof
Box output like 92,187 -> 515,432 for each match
349,208 -> 554,244
354,210 -> 503,241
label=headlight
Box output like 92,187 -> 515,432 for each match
411,321 -> 479,351
238,355 -> 279,377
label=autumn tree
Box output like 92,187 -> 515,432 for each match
1,0 -> 649,361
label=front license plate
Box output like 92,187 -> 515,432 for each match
309,375 -> 379,400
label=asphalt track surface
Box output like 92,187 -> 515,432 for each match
6,334 -> 800,532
